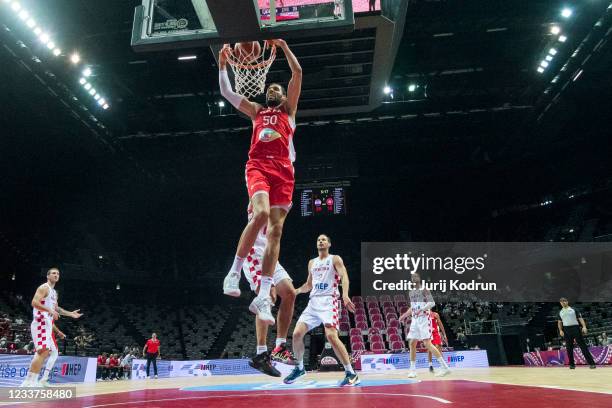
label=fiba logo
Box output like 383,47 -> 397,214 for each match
321,356 -> 338,365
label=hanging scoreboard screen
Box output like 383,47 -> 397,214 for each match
300,187 -> 347,216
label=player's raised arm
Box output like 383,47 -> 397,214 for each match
295,260 -> 314,295
218,45 -> 260,119
31,284 -> 58,320
271,39 -> 302,117
333,255 -> 355,313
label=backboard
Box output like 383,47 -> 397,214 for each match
131,0 -> 355,52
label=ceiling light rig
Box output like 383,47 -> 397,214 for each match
1,1 -> 111,110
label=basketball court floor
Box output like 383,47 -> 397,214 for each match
2,367 -> 610,407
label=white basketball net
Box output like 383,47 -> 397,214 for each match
226,42 -> 276,99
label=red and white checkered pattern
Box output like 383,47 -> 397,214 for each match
30,311 -> 57,352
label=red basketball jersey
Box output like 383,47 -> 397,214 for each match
249,106 -> 296,162
430,313 -> 439,333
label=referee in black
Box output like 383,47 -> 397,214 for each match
557,297 -> 596,369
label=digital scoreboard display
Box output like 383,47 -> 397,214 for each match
300,187 -> 347,216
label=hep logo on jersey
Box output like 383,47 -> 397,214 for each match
258,128 -> 282,142
314,283 -> 329,290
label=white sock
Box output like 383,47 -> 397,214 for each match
256,345 -> 267,355
410,360 -> 416,370
435,356 -> 449,369
257,276 -> 273,299
230,255 -> 245,274
27,372 -> 38,382
275,338 -> 286,348
297,359 -> 304,370
41,350 -> 58,381
343,364 -> 355,374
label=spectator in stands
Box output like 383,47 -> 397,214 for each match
24,341 -> 35,353
0,337 -> 7,348
557,297 -> 596,369
599,332 -> 610,346
108,354 -> 120,380
74,327 -> 94,355
143,333 -> 160,379
456,328 -> 467,344
97,352 -> 109,380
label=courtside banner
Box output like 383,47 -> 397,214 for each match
131,358 -> 294,380
361,242 -> 612,302
0,355 -> 96,387
360,350 -> 489,372
523,345 -> 612,366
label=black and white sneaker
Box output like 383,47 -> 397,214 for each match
249,352 -> 281,377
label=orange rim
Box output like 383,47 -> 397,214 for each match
227,45 -> 276,70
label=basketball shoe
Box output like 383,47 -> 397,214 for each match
271,343 -> 296,365
283,366 -> 306,384
434,367 -> 450,377
407,370 -> 417,378
339,372 -> 360,386
249,296 -> 275,325
249,352 -> 281,377
223,272 -> 241,297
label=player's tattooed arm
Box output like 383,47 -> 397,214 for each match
295,260 -> 314,295
57,306 -> 83,319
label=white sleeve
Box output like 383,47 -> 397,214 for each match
219,69 -> 245,110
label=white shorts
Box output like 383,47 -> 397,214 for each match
243,261 -> 291,292
297,296 -> 340,331
30,313 -> 57,353
407,314 -> 433,341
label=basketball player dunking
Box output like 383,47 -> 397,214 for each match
219,39 -> 302,325
21,268 -> 83,387
231,204 -> 297,376
284,234 -> 360,386
399,272 -> 450,378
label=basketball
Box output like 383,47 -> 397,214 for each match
234,41 -> 262,62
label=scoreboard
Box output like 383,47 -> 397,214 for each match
300,187 -> 347,216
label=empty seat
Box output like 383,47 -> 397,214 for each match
372,320 -> 385,330
355,321 -> 368,330
371,342 -> 386,352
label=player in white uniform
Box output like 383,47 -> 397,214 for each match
399,272 -> 450,377
223,205 -> 296,376
283,234 -> 360,386
21,268 -> 83,387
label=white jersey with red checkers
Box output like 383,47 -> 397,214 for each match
241,209 -> 291,291
309,254 -> 340,298
297,254 -> 342,331
30,283 -> 58,352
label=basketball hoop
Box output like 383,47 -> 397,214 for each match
226,41 -> 276,99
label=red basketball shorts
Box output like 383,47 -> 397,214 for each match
245,159 -> 294,211
431,330 -> 442,346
